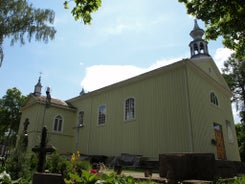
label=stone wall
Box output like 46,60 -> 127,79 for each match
159,153 -> 245,181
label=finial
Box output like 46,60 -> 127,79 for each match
190,19 -> 204,39
193,19 -> 200,30
39,72 -> 42,80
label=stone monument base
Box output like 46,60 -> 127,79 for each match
32,173 -> 65,184
159,153 -> 215,181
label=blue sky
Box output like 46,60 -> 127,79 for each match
0,0 -> 236,119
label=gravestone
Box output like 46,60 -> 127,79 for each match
32,126 -> 65,184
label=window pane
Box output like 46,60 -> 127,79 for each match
58,119 -> 62,131
98,105 -> 106,125
54,115 -> 62,132
226,120 -> 234,143
210,92 -> 218,106
79,111 -> 84,126
125,98 -> 135,120
54,119 -> 58,131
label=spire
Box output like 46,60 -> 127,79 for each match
34,75 -> 42,96
189,19 -> 209,58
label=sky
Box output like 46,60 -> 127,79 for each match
0,0 -> 238,121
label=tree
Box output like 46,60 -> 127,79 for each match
0,88 -> 26,147
178,0 -> 245,58
222,54 -> 245,123
64,0 -> 102,25
235,123 -> 245,161
0,0 -> 56,66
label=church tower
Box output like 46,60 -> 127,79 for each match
189,20 -> 210,58
33,76 -> 42,96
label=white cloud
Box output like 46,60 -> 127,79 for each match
81,65 -> 144,91
81,57 -> 183,92
102,22 -> 142,35
148,57 -> 183,71
214,48 -> 234,71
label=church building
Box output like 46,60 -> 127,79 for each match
18,21 -> 240,161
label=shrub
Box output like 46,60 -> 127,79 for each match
46,152 -> 73,178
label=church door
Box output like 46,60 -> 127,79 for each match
213,123 -> 226,160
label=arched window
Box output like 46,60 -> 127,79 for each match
210,92 -> 219,106
125,98 -> 135,121
54,115 -> 63,132
78,111 -> 84,127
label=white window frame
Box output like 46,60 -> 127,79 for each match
210,92 -> 219,107
124,97 -> 135,121
98,104 -> 106,125
53,115 -> 63,133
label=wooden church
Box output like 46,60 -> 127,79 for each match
18,21 -> 240,161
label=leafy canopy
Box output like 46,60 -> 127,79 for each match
0,0 -> 56,66
235,124 -> 245,161
178,0 -> 245,57
0,88 -> 26,146
222,54 -> 245,123
64,0 -> 102,25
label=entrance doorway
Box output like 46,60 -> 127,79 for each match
213,123 -> 226,160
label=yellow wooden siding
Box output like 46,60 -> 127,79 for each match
73,65 -> 191,159
193,58 -> 223,85
186,63 -> 240,161
19,104 -> 45,152
18,101 -> 76,154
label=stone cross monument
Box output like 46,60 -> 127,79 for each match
32,126 -> 56,172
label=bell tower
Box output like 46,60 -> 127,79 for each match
189,20 -> 210,58
34,76 -> 42,96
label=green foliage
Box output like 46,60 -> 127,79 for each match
81,170 -> 98,183
45,152 -> 91,179
65,172 -> 83,184
215,176 -> 245,184
178,0 -> 245,57
45,152 -> 73,178
64,0 -> 102,25
235,124 -> 245,161
0,0 -> 56,66
0,171 -> 11,184
4,149 -> 158,183
222,54 -> 245,123
75,160 -> 91,174
0,88 -> 26,147
5,133 -> 37,181
65,170 -> 157,184
99,173 -> 135,184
